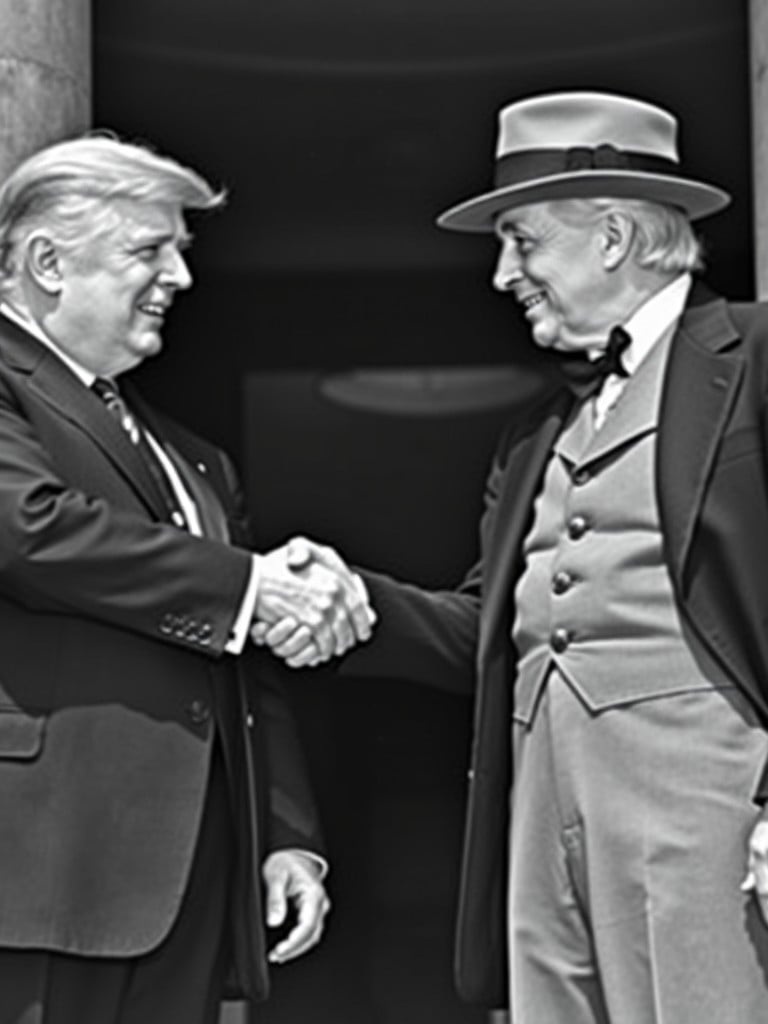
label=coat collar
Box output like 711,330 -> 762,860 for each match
657,283 -> 743,588
479,389 -> 573,654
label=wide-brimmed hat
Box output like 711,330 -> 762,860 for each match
436,91 -> 731,232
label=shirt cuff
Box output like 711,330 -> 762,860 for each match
224,554 -> 262,654
274,847 -> 329,881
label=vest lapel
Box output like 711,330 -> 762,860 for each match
480,391 -> 572,655
582,326 -> 672,463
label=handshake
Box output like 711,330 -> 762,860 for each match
250,537 -> 376,668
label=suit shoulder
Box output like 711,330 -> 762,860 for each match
724,299 -> 768,337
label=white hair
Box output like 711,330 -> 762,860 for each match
549,196 -> 704,273
0,133 -> 226,281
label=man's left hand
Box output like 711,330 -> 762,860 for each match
262,849 -> 331,963
741,808 -> 768,925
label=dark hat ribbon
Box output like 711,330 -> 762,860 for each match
494,144 -> 684,191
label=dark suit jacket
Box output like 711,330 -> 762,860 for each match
0,315 -> 322,1001
349,286 -> 768,1008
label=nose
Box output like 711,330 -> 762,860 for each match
160,247 -> 193,291
492,238 -> 523,293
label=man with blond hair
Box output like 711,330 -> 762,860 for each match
257,92 -> 768,1022
0,133 -> 375,1024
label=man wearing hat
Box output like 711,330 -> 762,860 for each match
253,91 -> 768,1021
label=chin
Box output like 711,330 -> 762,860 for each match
136,333 -> 164,357
530,323 -> 560,350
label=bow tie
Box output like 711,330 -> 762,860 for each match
557,326 -> 632,398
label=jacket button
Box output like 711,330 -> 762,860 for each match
186,699 -> 211,725
567,515 -> 589,540
550,628 -> 571,653
552,570 -> 574,595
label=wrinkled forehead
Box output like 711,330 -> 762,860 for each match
61,197 -> 191,255
493,200 -> 560,238
95,196 -> 188,236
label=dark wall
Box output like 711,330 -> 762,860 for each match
93,3 -> 755,1019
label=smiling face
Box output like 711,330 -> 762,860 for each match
492,200 -> 621,352
44,198 -> 193,376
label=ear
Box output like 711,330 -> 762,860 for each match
600,210 -> 635,271
25,233 -> 64,295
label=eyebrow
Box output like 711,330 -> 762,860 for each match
129,230 -> 194,249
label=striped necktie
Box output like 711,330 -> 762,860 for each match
92,377 -> 187,529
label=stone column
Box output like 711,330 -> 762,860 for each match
0,0 -> 91,182
751,0 -> 768,298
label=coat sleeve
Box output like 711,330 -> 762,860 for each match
0,377 -> 253,655
245,652 -> 325,855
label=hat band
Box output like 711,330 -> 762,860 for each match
494,144 -> 682,189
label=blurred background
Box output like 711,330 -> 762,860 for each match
90,2 -> 752,1020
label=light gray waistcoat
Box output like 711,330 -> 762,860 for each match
512,326 -> 731,725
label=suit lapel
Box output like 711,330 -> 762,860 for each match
0,318 -> 174,521
657,292 -> 742,589
129,390 -> 233,543
164,443 -> 231,543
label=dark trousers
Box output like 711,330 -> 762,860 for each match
0,747 -> 235,1024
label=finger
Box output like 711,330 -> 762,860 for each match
328,607 -> 355,656
344,575 -> 376,642
286,536 -> 313,570
272,625 -> 317,660
318,574 -> 366,652
306,614 -> 334,659
268,892 -> 331,963
250,622 -> 269,646
348,599 -> 375,643
299,594 -> 337,658
261,617 -> 300,648
264,871 -> 289,929
286,645 -> 326,669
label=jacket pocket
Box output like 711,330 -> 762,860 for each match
0,707 -> 46,759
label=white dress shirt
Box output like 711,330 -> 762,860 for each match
590,273 -> 692,429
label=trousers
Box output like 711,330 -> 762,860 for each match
0,744 -> 235,1024
509,671 -> 768,1024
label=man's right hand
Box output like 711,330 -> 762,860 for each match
253,538 -> 376,666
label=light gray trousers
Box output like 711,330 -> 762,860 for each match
509,673 -> 768,1024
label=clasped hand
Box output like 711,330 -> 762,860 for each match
252,537 -> 375,667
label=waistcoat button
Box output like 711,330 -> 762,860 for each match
552,571 -> 574,595
572,467 -> 591,486
567,515 -> 589,540
550,628 -> 571,653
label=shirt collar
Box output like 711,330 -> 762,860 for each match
605,272 -> 692,376
0,301 -> 97,387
